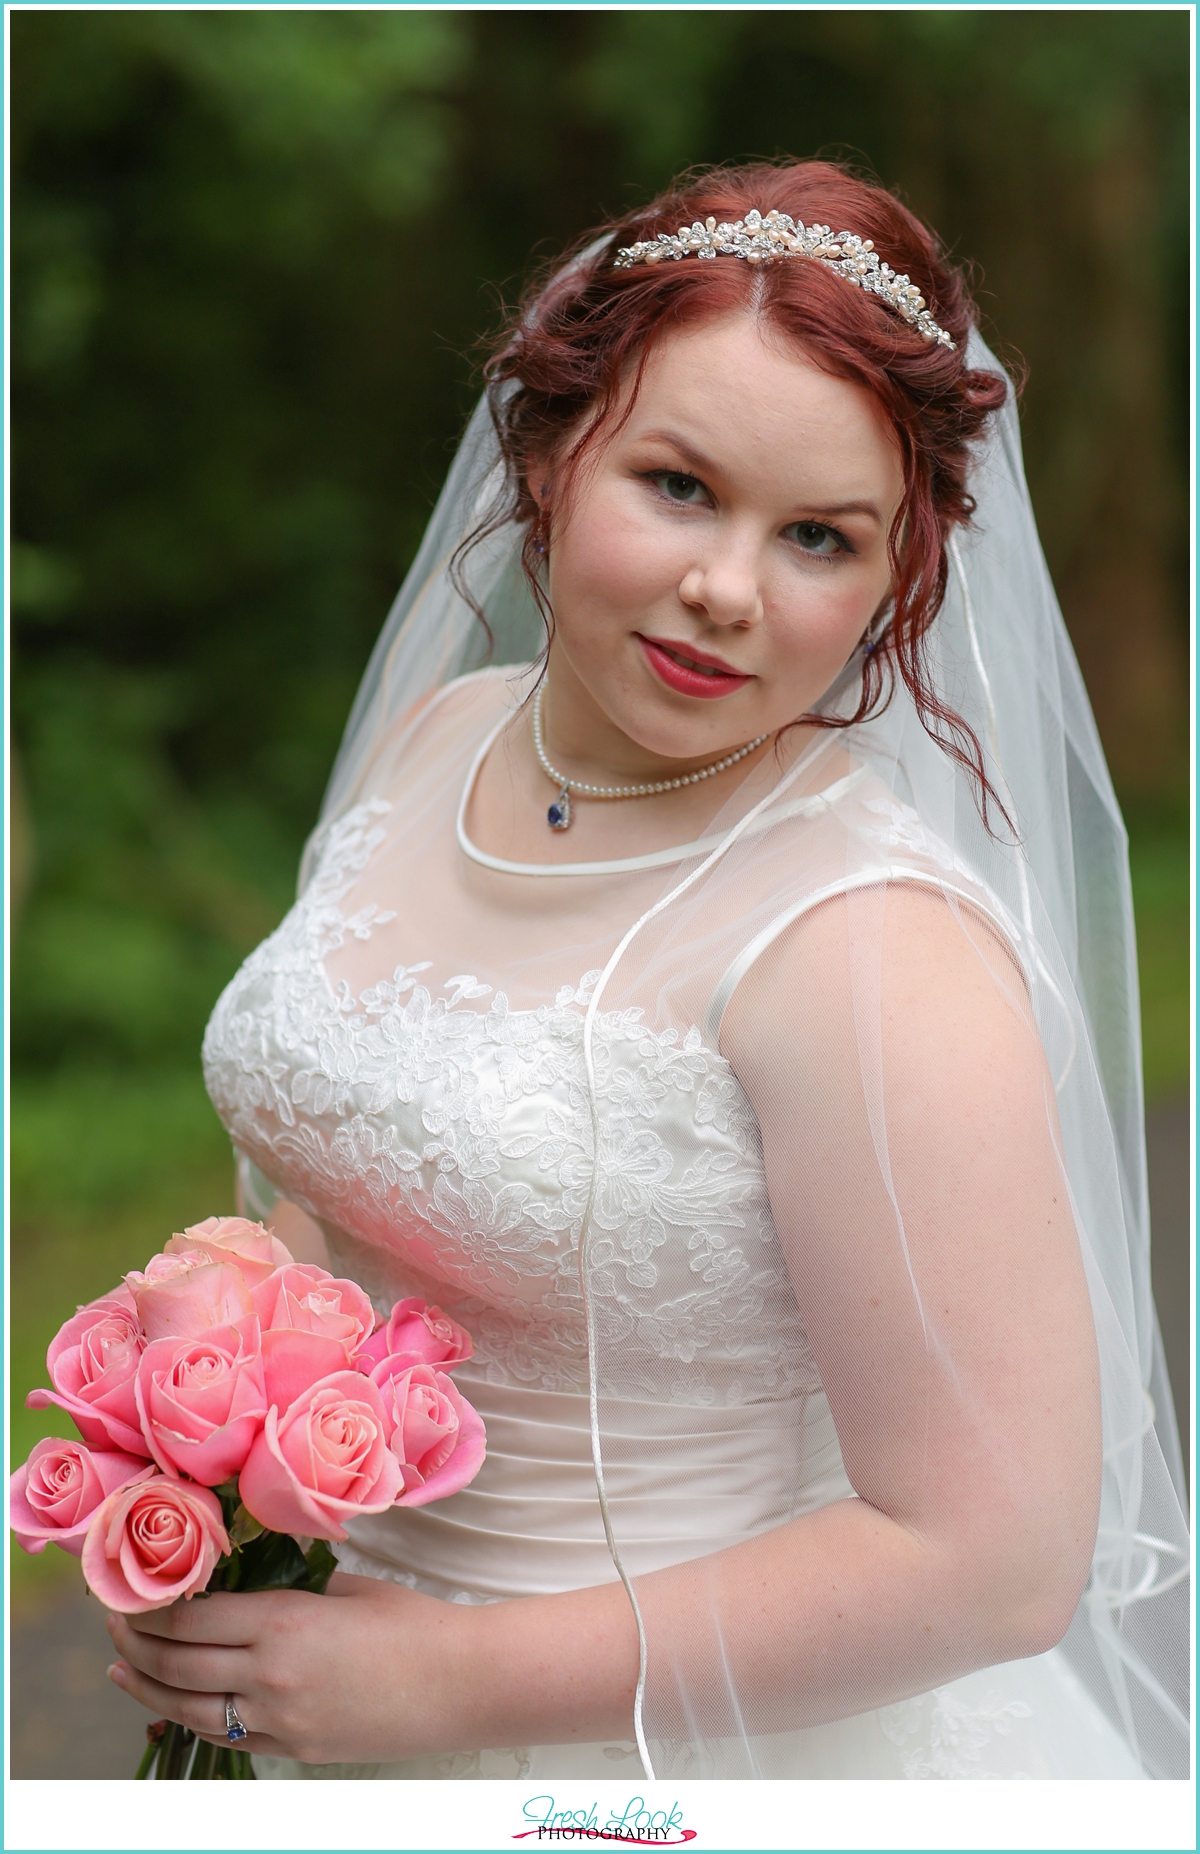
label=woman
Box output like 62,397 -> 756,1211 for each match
107,160 -> 1188,1780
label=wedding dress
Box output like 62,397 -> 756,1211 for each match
200,312 -> 1188,1778
204,668 -> 1157,1781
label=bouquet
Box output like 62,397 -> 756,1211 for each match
10,1216 -> 485,1779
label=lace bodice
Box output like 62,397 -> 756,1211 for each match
203,796 -> 819,1405
202,684 -> 1153,1787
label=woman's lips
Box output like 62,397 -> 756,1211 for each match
637,635 -> 752,700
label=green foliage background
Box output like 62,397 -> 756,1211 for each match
10,11 -> 1190,1602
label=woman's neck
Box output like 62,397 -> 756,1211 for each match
463,661 -> 819,870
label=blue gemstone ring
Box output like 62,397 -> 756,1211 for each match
225,1696 -> 249,1743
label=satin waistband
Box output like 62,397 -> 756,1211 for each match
343,1371 -> 854,1599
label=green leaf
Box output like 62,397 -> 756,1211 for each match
228,1502 -> 264,1548
232,1527 -> 309,1592
301,1536 -> 338,1595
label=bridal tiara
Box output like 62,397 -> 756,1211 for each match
613,209 -> 955,350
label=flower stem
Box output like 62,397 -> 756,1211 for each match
159,1720 -> 195,1779
189,1737 -> 218,1780
134,1739 -> 159,1780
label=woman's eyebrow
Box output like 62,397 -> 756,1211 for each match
798,499 -> 884,525
635,427 -> 722,478
635,429 -> 885,526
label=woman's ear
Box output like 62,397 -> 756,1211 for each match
525,449 -> 553,509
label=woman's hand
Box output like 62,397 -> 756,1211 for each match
107,1566 -> 642,1760
105,1571 -> 476,1765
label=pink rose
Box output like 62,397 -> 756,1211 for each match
26,1293 -> 148,1455
356,1297 -> 473,1374
166,1216 -> 293,1288
134,1316 -> 267,1485
124,1249 -> 208,1290
251,1264 -> 375,1358
81,1475 -> 229,1613
133,1261 -> 253,1344
260,1328 -> 353,1413
370,1357 -> 486,1507
10,1439 -> 154,1556
237,1371 -> 403,1542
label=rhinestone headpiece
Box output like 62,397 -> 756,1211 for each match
613,208 -> 955,350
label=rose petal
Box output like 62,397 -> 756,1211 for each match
395,1395 -> 487,1508
260,1328 -> 351,1413
168,1217 -> 293,1288
81,1477 -> 229,1612
134,1315 -> 267,1485
10,1442 -> 155,1555
238,1372 -> 402,1542
251,1266 -> 375,1356
135,1262 -> 253,1344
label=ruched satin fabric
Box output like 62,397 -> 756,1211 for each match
255,1312 -> 1143,1782
341,1374 -> 848,1599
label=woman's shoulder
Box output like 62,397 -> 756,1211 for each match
399,663 -> 525,743
720,885 -> 1043,1215
744,743 -> 1021,948
358,664 -> 530,801
722,758 -> 1034,1089
298,667 -> 526,889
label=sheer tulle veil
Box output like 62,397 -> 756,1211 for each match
303,309 -> 1190,1778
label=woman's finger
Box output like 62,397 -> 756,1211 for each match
116,1592 -> 262,1646
108,1613 -> 248,1695
107,1659 -> 255,1741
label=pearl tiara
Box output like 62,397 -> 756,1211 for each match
613,208 -> 955,350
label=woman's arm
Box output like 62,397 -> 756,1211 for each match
234,1147 -> 331,1269
263,1198 -> 330,1270
691,881 -> 1101,1721
108,884 -> 1100,1758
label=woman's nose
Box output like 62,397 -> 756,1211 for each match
678,545 -> 763,627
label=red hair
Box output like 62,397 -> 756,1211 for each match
462,160 -> 1011,824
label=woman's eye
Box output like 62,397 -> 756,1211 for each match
786,521 -> 846,557
652,471 -> 709,505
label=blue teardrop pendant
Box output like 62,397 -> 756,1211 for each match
547,786 -> 572,831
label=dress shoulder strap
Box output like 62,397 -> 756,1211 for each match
703,861 -> 1024,1050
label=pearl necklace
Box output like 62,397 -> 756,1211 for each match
532,684 -> 771,831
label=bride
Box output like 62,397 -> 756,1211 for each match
106,160 -> 1188,1780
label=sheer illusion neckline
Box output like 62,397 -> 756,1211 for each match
455,710 -> 846,878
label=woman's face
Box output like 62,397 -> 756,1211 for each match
538,313 -> 906,772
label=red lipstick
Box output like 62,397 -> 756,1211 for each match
637,635 -> 752,700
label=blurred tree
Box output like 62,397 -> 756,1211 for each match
13,10 -> 472,1064
11,8 -> 1188,1075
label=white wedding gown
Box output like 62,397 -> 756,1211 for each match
202,672 -> 1146,1780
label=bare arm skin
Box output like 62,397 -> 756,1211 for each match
263,1198 -> 330,1270
110,886 -> 1100,1760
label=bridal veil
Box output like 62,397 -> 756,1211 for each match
301,323 -> 1189,1781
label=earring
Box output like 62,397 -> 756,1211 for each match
533,487 -> 550,558
861,615 -> 890,657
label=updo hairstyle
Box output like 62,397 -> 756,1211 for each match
464,159 -> 1011,817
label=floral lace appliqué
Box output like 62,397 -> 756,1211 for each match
878,1688 -> 1034,1779
203,800 -> 817,1405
